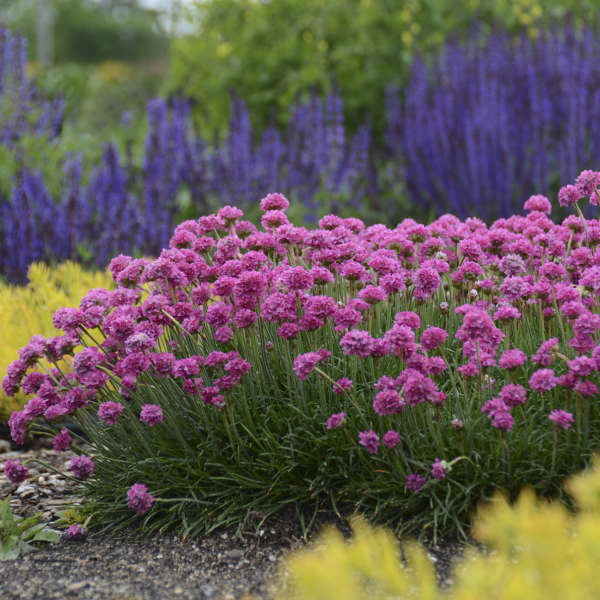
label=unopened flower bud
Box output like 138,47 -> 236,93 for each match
439,302 -> 449,314
468,289 -> 479,300
265,341 -> 274,351
451,418 -> 464,430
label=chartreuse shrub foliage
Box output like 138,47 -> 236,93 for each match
271,456 -> 600,600
6,171 -> 600,540
0,262 -> 113,422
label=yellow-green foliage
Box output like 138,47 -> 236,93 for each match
272,457 -> 600,600
0,262 -> 113,422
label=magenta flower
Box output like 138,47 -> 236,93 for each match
420,327 -> 448,351
127,483 -> 154,515
62,524 -> 87,542
98,401 -> 124,426
529,368 -> 558,393
53,429 -> 72,452
278,323 -> 300,340
558,184 -> 581,207
499,384 -> 527,407
575,169 -> 600,201
218,205 -> 244,223
139,404 -> 164,426
358,285 -> 387,305
333,378 -> 353,394
3,459 -> 29,484
214,326 -> 233,343
431,458 -> 448,480
498,349 -> 527,370
548,409 -> 574,430
406,473 -> 426,493
413,267 -> 441,300
382,430 -> 401,449
358,430 -> 380,454
523,194 -> 552,214
278,266 -> 313,291
326,412 -> 346,430
70,455 -> 94,479
293,351 -> 323,381
340,330 -> 374,358
373,390 -> 405,415
491,411 -> 515,432
494,304 -> 523,322
259,192 -> 289,212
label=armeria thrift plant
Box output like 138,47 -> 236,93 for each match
5,176 -> 600,539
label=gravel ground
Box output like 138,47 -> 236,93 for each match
0,443 -> 472,600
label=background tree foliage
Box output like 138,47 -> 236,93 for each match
0,0 -> 168,64
168,0 -> 600,136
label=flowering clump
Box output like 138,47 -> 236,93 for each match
5,179 -> 600,539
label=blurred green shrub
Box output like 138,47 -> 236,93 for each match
168,0 -> 600,136
2,0 -> 168,64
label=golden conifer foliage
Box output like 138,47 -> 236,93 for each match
0,262 -> 113,422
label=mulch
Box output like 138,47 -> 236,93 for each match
0,441 -> 472,600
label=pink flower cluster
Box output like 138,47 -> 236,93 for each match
6,172 -> 600,508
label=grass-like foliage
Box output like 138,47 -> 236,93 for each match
271,456 -> 600,599
5,172 -> 600,540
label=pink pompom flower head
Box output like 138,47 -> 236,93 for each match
53,429 -> 72,452
3,459 -> 29,484
70,455 -> 94,479
406,473 -> 426,493
326,412 -> 346,430
127,483 -> 154,515
431,458 -> 448,480
333,378 -> 353,394
98,401 -> 124,426
358,430 -> 380,454
548,409 -> 574,430
139,404 -> 164,426
382,430 -> 401,448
